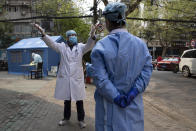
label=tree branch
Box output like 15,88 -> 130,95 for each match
155,3 -> 195,15
126,0 -> 143,16
101,0 -> 108,6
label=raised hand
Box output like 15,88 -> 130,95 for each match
31,23 -> 46,36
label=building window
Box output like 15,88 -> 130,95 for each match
14,23 -> 32,33
6,7 -> 11,12
10,51 -> 22,63
0,7 -> 3,13
9,7 -> 11,12
14,6 -> 18,12
14,24 -> 21,33
22,24 -> 32,33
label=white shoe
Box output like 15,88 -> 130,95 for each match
58,119 -> 68,126
79,121 -> 86,129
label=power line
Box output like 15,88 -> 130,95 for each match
0,15 -> 196,23
0,15 -> 93,22
126,17 -> 196,23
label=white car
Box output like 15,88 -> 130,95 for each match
179,49 -> 196,77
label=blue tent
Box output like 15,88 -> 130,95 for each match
7,36 -> 66,76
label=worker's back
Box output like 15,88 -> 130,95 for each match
94,30 -> 149,93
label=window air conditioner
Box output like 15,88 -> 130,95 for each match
21,11 -> 26,16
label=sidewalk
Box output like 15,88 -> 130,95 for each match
0,72 -> 95,131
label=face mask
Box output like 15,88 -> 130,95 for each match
69,36 -> 77,45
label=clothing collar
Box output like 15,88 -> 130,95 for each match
65,43 -> 78,51
65,43 -> 77,47
109,28 -> 128,34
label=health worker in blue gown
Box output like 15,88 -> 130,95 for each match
86,2 -> 153,131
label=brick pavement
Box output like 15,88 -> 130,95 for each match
0,72 -> 95,131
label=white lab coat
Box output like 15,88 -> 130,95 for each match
32,53 -> 42,63
42,35 -> 95,101
32,53 -> 42,69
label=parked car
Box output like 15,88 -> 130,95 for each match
157,57 -> 180,71
179,49 -> 196,77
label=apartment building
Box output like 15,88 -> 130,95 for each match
0,0 -> 53,40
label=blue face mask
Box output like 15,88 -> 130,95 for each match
69,36 -> 77,45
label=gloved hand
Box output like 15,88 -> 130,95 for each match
127,88 -> 139,105
114,95 -> 128,108
31,23 -> 46,36
85,62 -> 94,77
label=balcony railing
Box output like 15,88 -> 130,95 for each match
4,0 -> 31,6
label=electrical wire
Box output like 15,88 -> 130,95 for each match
0,15 -> 196,23
126,17 -> 196,23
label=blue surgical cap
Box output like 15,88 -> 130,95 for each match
65,30 -> 77,37
103,2 -> 127,24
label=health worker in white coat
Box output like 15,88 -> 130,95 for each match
33,23 -> 97,129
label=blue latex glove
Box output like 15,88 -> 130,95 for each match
114,88 -> 139,108
114,95 -> 128,108
127,87 -> 139,105
85,62 -> 94,77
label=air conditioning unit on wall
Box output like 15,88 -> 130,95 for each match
22,2 -> 27,5
21,11 -> 26,16
22,2 -> 30,6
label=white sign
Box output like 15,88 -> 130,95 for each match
186,42 -> 190,47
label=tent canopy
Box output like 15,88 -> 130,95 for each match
7,36 -> 63,50
7,36 -> 65,76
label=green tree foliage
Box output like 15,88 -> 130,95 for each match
142,0 -> 196,56
0,22 -> 14,48
36,0 -> 92,63
126,5 -> 142,37
36,0 -> 91,42
0,1 -> 14,49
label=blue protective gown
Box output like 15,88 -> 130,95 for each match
88,28 -> 153,131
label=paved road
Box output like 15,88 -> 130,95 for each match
0,71 -> 196,131
144,70 -> 196,130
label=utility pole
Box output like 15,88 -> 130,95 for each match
93,0 -> 98,24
